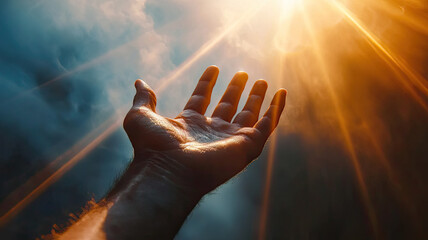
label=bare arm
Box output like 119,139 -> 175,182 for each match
54,66 -> 286,240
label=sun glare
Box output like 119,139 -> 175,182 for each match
280,0 -> 300,10
1,0 -> 427,238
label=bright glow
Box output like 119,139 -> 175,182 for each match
2,0 -> 427,237
281,0 -> 300,10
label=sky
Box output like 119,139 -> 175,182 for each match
0,0 -> 427,239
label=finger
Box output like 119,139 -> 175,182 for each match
233,80 -> 268,127
183,66 -> 219,114
132,79 -> 157,111
254,89 -> 287,142
211,71 -> 248,122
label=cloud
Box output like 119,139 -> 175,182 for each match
1,0 -> 427,239
0,0 -> 173,238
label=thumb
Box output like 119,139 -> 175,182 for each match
133,79 -> 157,111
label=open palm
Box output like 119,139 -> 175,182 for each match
123,66 -> 286,193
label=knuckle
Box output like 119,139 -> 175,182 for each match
123,107 -> 151,132
123,111 -> 138,132
123,114 -> 134,132
190,95 -> 206,104
227,85 -> 241,91
219,102 -> 237,112
240,110 -> 257,118
249,94 -> 263,101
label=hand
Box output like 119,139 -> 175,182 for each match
123,66 -> 286,194
56,66 -> 287,239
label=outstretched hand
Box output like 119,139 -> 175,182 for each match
123,66 -> 286,194
55,66 -> 287,240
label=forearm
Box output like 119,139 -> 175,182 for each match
58,152 -> 202,240
103,151 -> 202,239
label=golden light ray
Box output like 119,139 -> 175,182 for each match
258,131 -> 278,240
360,122 -> 417,221
258,7 -> 291,233
0,116 -> 123,227
154,0 -> 268,94
327,0 -> 428,111
361,123 -> 397,189
2,39 -> 142,105
1,14 -> 193,105
368,0 -> 428,36
298,1 -> 380,238
0,2 -> 268,226
258,51 -> 285,240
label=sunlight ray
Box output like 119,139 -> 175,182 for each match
327,0 -> 428,111
367,0 -> 428,36
258,131 -> 278,240
258,27 -> 286,238
0,1 -> 268,226
154,0 -> 268,94
361,122 -> 416,220
361,123 -> 397,188
0,115 -> 123,227
1,13 -> 200,105
2,38 -> 141,105
298,1 -> 380,238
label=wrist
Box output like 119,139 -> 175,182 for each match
109,150 -> 204,203
103,151 -> 204,239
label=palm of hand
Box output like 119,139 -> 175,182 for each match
124,66 -> 286,190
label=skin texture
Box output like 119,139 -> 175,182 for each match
124,66 -> 286,192
55,66 -> 286,240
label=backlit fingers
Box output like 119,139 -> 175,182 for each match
233,80 -> 268,127
184,66 -> 219,114
211,71 -> 248,122
254,89 -> 287,142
